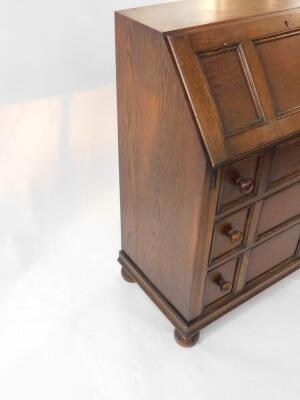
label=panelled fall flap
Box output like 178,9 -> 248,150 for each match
168,10 -> 300,167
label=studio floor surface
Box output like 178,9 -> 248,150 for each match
0,83 -> 300,400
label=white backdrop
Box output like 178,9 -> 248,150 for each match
0,1 -> 300,399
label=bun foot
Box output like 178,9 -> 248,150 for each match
174,329 -> 200,347
121,266 -> 136,283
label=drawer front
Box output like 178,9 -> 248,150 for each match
269,137 -> 300,188
246,224 -> 300,283
210,207 -> 251,262
218,155 -> 260,211
204,258 -> 239,307
257,182 -> 300,238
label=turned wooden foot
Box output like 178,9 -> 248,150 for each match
121,266 -> 136,283
174,329 -> 200,347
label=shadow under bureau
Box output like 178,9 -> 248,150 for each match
115,0 -> 300,347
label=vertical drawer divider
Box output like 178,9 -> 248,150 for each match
234,151 -> 273,293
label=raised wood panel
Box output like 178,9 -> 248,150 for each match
246,224 -> 300,282
257,182 -> 300,237
269,136 -> 300,187
255,31 -> 300,118
169,11 -> 300,167
204,258 -> 238,307
198,45 -> 264,136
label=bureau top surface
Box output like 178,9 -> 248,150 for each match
117,0 -> 300,33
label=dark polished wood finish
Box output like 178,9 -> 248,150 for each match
210,207 -> 250,262
118,0 -> 300,33
121,266 -> 136,283
268,136 -> 300,188
204,259 -> 238,306
236,177 -> 255,194
174,330 -> 200,348
218,155 -> 260,212
116,0 -> 300,346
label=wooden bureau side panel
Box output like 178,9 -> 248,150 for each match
116,14 -> 210,320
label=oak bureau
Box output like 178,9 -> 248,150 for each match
115,0 -> 300,346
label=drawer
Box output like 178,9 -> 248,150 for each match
257,182 -> 300,238
204,258 -> 239,307
269,137 -> 300,188
246,224 -> 300,283
218,155 -> 260,212
210,207 -> 251,262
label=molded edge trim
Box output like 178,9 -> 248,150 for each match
118,250 -> 300,337
118,250 -> 190,336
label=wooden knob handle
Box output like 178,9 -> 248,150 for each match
217,277 -> 232,293
226,229 -> 243,244
235,177 -> 254,194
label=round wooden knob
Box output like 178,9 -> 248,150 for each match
217,277 -> 232,293
235,177 -> 254,194
226,229 -> 243,244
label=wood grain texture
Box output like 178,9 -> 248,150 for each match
116,13 -> 210,320
198,45 -> 264,136
204,258 -> 238,307
116,1 -> 300,345
188,168 -> 221,318
168,34 -> 226,167
269,136 -> 300,187
256,31 -> 300,117
218,155 -> 260,212
117,0 -> 300,33
210,207 -> 250,262
246,224 -> 300,282
194,255 -> 300,333
119,249 -> 300,338
169,9 -> 300,166
257,181 -> 300,236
